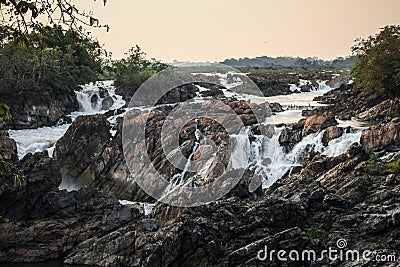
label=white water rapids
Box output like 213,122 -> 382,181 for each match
9,81 -> 126,159
8,75 -> 365,192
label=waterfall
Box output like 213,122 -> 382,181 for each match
72,81 -> 126,118
162,119 -> 203,196
230,126 -> 251,169
9,81 -> 126,159
246,128 -> 361,188
323,130 -> 363,157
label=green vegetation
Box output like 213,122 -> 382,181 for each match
14,174 -> 24,187
0,103 -> 12,175
219,242 -> 229,254
360,153 -> 380,174
0,25 -> 102,94
351,25 -> 400,97
306,226 -> 326,239
110,45 -> 169,90
222,55 -> 357,70
386,160 -> 400,174
0,212 -> 9,224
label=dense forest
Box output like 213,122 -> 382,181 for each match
221,55 -> 358,69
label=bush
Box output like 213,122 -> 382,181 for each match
351,25 -> 400,98
360,153 -> 381,174
386,160 -> 400,174
306,226 -> 326,239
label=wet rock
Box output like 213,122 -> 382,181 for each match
0,131 -> 18,161
269,102 -> 283,113
323,193 -> 348,208
303,112 -> 337,136
54,115 -> 111,188
300,84 -> 312,92
116,83 -> 198,105
250,76 -> 292,96
278,120 -> 305,151
322,126 -> 343,146
361,119 -> 400,153
0,87 -> 79,130
101,96 -> 114,110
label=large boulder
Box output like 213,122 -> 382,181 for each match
54,115 -> 111,188
361,118 -> 400,153
0,88 -> 78,130
278,120 -> 305,151
322,126 -> 344,146
101,96 -> 114,110
0,131 -> 18,161
302,112 -> 337,136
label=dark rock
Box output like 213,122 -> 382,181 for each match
0,131 -> 18,161
116,83 -> 198,105
0,88 -> 79,130
322,126 -> 343,146
278,120 -> 305,151
101,96 -> 114,110
269,102 -> 283,112
323,193 -> 347,208
303,112 -> 338,136
361,119 -> 400,153
54,115 -> 111,188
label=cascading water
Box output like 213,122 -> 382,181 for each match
230,126 -> 251,169
248,128 -> 363,188
323,130 -> 363,157
9,81 -> 126,159
162,119 -> 203,197
8,74 -> 365,195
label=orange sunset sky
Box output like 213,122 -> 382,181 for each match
79,0 -> 400,62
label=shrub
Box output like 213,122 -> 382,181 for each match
386,160 -> 400,174
306,226 -> 326,239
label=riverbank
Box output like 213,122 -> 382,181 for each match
1,69 -> 399,266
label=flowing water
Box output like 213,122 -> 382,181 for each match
8,76 -> 365,192
9,81 -> 126,159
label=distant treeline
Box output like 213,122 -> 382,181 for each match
221,56 -> 357,70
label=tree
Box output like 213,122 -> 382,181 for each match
0,25 -> 103,94
0,0 -> 109,45
351,25 -> 400,97
113,45 -> 169,90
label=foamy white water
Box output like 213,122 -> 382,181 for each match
8,74 -> 364,192
9,124 -> 70,159
9,81 -> 126,159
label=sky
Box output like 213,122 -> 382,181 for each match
79,0 -> 400,62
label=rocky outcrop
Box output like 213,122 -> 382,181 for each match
302,112 -> 337,136
357,99 -> 400,120
116,83 -> 199,105
278,120 -> 305,151
1,110 -> 400,266
53,98 -> 269,201
269,102 -> 283,113
313,83 -> 390,120
250,77 -> 292,96
322,126 -> 344,146
0,152 -> 142,263
54,115 -> 111,188
0,131 -> 18,161
361,118 -> 400,153
0,88 -> 78,130
56,143 -> 398,266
